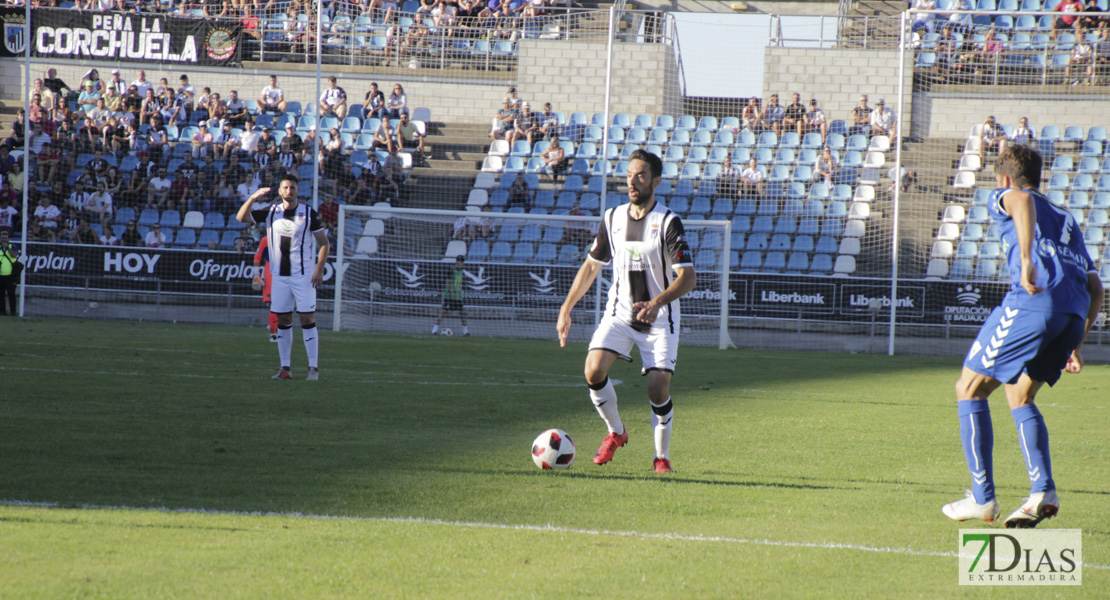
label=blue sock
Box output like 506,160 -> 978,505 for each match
1012,404 -> 1054,494
958,399 -> 995,504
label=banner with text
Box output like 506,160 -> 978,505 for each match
32,9 -> 241,66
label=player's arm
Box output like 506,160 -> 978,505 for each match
311,228 -> 329,288
1001,189 -> 1044,295
1066,271 -> 1104,373
252,236 -> 268,291
235,187 -> 271,224
556,258 -> 603,347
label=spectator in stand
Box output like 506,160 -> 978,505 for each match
803,98 -> 828,141
258,75 -> 287,115
394,112 -> 426,156
35,141 -> 60,184
43,68 -> 72,110
741,97 -> 764,132
385,84 -> 408,119
761,93 -> 785,136
67,179 -> 92,212
284,122 -> 304,156
1008,116 -> 1035,146
509,101 -> 539,146
33,79 -> 57,119
6,109 -> 25,150
541,133 -> 567,185
208,92 -> 228,126
911,0 -> 938,34
71,218 -> 100,245
214,122 -> 238,159
194,87 -> 212,122
741,157 -> 765,197
869,99 -> 897,138
78,81 -> 102,115
139,89 -> 163,127
782,92 -> 806,136
121,220 -> 143,246
106,69 -> 127,96
849,95 -> 871,136
717,156 -> 740,198
1065,29 -> 1095,85
176,74 -> 196,113
363,82 -> 386,120
86,180 -> 114,231
979,115 -> 1008,159
103,166 -> 123,198
318,192 -> 339,226
146,166 -> 172,209
226,90 -> 252,128
887,165 -> 916,193
490,99 -> 516,140
237,120 -> 263,157
1053,0 -> 1084,39
34,195 -> 62,235
947,0 -> 974,35
379,161 -> 403,202
372,118 -> 394,152
1079,0 -> 1107,29
145,223 -> 167,248
812,146 -> 837,187
80,68 -> 104,95
192,122 -> 214,159
320,76 -> 349,120
508,171 -> 530,208
29,93 -> 50,133
538,102 -> 560,140
131,70 -> 153,99
147,115 -> 168,161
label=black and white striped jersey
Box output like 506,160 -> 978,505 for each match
588,202 -> 694,333
251,203 -> 325,278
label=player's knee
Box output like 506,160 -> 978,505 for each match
584,367 -> 606,387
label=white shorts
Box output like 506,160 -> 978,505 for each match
589,317 -> 679,375
270,273 -> 316,314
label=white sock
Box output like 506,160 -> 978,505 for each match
431,324 -> 439,334
462,326 -> 469,335
303,323 -> 319,369
277,325 -> 293,369
650,397 -> 673,459
589,377 -> 623,435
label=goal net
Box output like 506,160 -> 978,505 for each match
333,205 -> 732,348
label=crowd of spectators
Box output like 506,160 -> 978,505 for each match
5,69 -> 420,248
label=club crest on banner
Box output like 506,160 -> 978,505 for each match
4,17 -> 26,55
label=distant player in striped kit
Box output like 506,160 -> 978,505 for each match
236,174 -> 330,381
252,234 -> 279,342
557,150 -> 696,474
943,145 -> 1103,528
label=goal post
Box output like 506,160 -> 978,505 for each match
334,205 -> 732,349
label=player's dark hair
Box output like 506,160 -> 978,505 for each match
628,149 -> 663,179
995,144 -> 1042,188
280,173 -> 300,186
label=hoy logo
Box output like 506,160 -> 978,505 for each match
105,252 -> 160,274
959,529 -> 1082,586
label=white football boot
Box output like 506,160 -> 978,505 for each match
1003,491 -> 1059,529
942,490 -> 1001,524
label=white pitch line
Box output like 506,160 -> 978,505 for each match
2,500 -> 1107,570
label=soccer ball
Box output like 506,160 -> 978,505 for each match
441,328 -> 453,336
531,428 -> 575,470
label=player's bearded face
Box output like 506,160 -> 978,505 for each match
280,181 -> 297,201
627,161 -> 656,206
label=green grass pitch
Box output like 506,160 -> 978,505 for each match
1,318 -> 1107,598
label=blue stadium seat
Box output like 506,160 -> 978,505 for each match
810,254 -> 833,274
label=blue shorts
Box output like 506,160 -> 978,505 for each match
964,305 -> 1086,386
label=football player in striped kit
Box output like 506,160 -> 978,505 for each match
557,150 -> 696,474
236,174 -> 330,381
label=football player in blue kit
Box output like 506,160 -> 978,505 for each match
943,144 -> 1103,528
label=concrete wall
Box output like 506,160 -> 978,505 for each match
911,94 -> 1110,139
763,47 -> 913,135
516,40 -> 682,120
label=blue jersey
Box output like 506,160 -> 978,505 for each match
988,187 -> 1094,318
